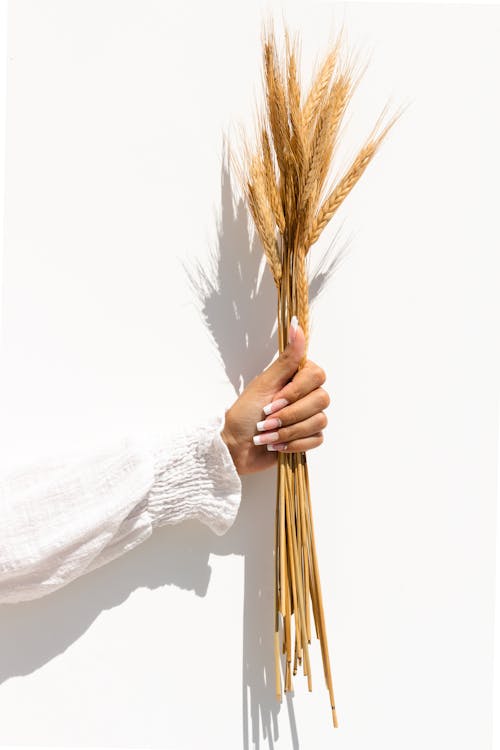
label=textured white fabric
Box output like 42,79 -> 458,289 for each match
0,410 -> 242,604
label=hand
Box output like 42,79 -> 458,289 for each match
220,317 -> 331,476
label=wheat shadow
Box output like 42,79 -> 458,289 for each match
182,133 -> 347,749
0,132 -> 347,750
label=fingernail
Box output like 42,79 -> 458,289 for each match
263,398 -> 289,415
256,417 -> 282,431
267,443 -> 288,451
289,315 -> 299,343
253,431 -> 280,445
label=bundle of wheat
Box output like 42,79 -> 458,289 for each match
231,17 -> 404,727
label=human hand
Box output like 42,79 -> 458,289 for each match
220,317 -> 331,476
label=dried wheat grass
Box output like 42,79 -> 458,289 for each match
231,15 -> 405,728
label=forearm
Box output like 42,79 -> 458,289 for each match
0,411 -> 242,605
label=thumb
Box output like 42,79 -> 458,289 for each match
262,315 -> 306,390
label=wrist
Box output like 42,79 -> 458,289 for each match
220,423 -> 242,476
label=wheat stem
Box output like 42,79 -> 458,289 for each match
233,15 -> 403,728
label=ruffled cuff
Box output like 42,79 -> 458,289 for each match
145,409 -> 242,536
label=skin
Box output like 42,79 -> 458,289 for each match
220,320 -> 331,476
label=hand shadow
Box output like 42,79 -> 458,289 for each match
0,133 -> 348,750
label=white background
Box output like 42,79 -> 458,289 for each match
1,2 -> 499,749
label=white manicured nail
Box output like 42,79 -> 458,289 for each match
267,443 -> 288,451
256,417 -> 282,431
253,431 -> 280,445
289,315 -> 299,343
263,398 -> 289,416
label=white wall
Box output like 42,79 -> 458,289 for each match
0,2 -> 499,748
0,0 -> 6,336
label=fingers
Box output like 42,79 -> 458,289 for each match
273,411 -> 327,445
270,360 -> 327,408
268,432 -> 324,453
254,359 -> 330,454
254,412 -> 327,452
257,387 -> 330,431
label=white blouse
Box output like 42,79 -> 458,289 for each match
0,410 -> 242,605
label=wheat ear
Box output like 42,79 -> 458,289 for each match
306,105 -> 404,249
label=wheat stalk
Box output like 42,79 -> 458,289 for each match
232,15 -> 404,728
306,104 -> 402,250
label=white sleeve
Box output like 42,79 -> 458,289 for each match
0,409 -> 242,605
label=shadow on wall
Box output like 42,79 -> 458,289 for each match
0,135 -> 347,750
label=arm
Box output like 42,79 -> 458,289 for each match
0,318 -> 330,606
0,409 -> 241,605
